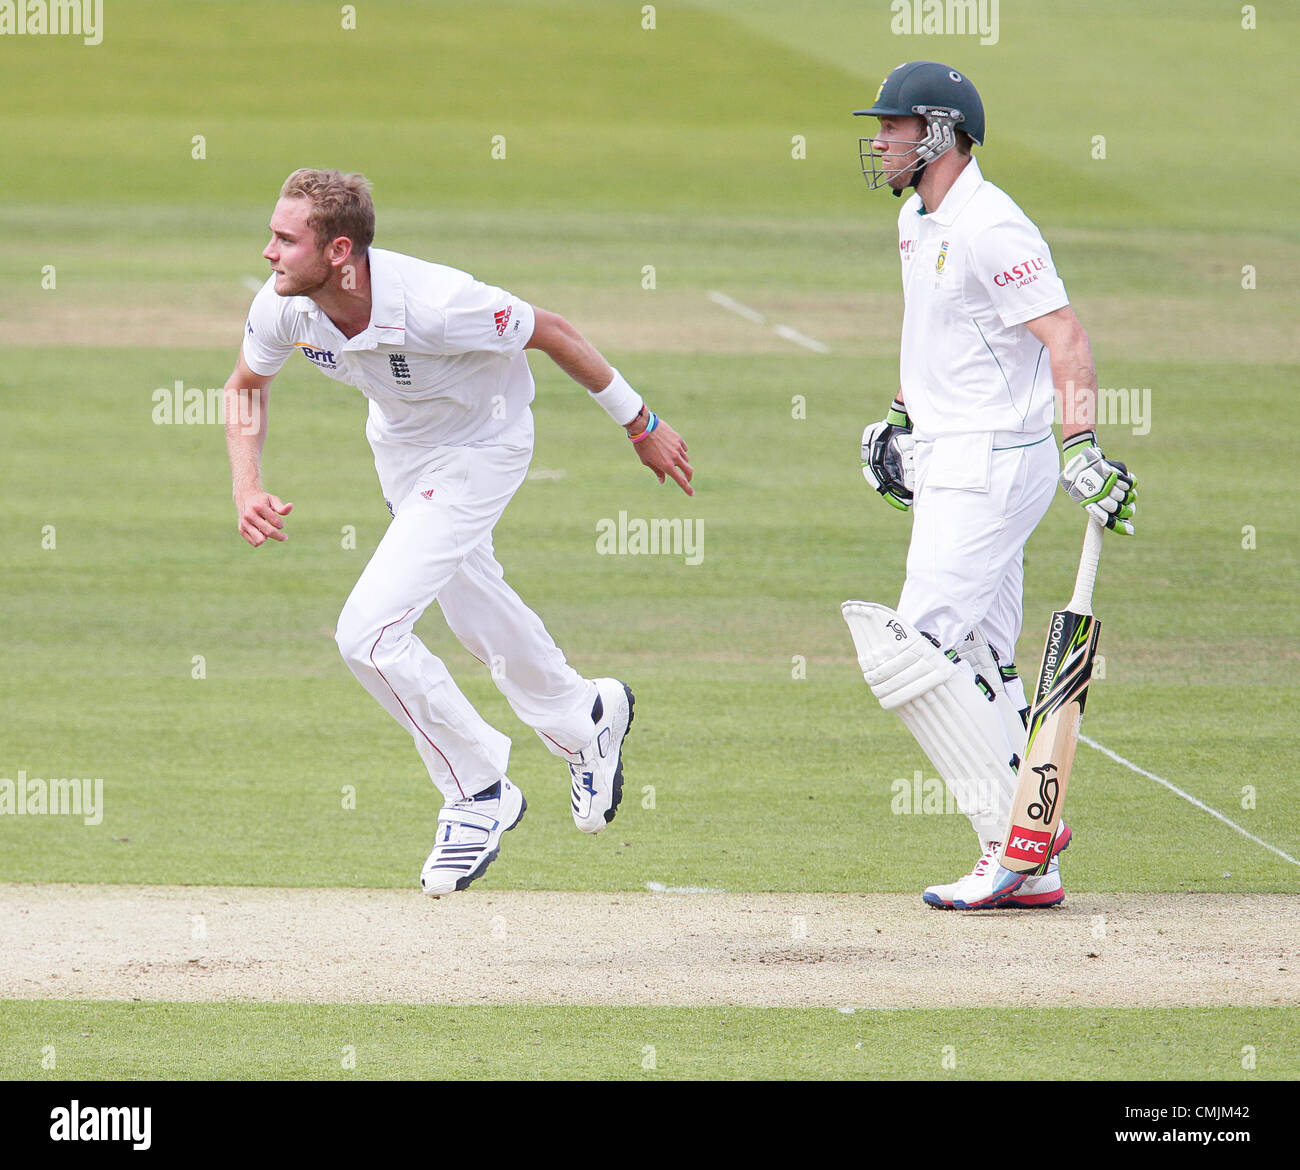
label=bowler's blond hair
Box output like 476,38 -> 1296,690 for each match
279,169 -> 375,254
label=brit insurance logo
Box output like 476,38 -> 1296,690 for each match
295,342 -> 338,370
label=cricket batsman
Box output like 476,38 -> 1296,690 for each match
223,169 -> 692,895
842,63 -> 1137,909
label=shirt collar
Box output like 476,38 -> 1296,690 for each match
918,155 -> 983,226
290,247 -> 407,348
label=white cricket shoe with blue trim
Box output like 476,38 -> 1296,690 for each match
924,841 -> 1025,910
420,778 -> 526,896
568,678 -> 634,833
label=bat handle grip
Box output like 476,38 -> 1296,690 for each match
1067,517 -> 1105,616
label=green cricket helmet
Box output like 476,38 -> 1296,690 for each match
854,61 -> 984,195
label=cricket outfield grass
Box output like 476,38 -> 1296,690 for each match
0,0 -> 1296,1084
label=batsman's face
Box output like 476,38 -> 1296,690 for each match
872,115 -> 927,190
263,198 -> 332,297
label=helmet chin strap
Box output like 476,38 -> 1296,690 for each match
892,161 -> 926,198
893,108 -> 958,198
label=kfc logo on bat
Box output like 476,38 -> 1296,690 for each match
992,257 -> 1048,289
1004,825 -> 1053,864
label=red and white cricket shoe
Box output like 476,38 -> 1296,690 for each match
996,859 -> 1064,908
924,823 -> 1071,910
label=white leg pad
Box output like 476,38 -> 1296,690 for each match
842,601 -> 1015,843
957,626 -> 1027,764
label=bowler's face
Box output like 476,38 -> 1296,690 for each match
263,198 -> 330,297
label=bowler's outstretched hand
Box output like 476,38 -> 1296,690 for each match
237,491 -> 294,546
634,417 -> 693,496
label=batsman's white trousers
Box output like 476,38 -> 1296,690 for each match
898,430 -> 1059,665
335,410 -> 598,804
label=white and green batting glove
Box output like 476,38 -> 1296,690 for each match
1059,431 -> 1138,535
861,400 -> 915,511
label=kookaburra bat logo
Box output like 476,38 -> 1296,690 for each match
1026,763 -> 1059,823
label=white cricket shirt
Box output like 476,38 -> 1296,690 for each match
242,247 -> 536,448
896,157 -> 1069,440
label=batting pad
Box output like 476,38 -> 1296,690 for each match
842,601 -> 1014,842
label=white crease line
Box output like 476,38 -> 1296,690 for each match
772,323 -> 832,354
526,468 -> 566,481
645,882 -> 728,894
241,275 -> 265,292
707,289 -> 766,324
1080,733 -> 1300,869
706,289 -> 831,354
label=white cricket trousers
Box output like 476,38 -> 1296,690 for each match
898,430 -> 1059,671
334,410 -> 598,804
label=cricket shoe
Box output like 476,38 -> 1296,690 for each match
997,858 -> 1064,909
994,822 -> 1070,909
567,678 -> 634,833
926,823 -> 1072,911
420,778 -> 526,896
923,841 -> 1024,910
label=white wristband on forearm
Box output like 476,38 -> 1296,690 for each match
589,368 -> 644,428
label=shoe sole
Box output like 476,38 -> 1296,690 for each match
603,683 -> 634,827
425,791 -> 527,897
997,888 -> 1065,909
924,827 -> 1072,910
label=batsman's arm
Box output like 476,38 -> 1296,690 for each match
1026,307 -> 1137,534
1025,306 -> 1095,442
526,308 -> 693,496
223,355 -> 293,546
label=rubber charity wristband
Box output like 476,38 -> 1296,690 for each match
589,368 -> 643,427
630,411 -> 659,443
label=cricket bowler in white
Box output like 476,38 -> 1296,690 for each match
224,170 -> 693,895
841,63 -> 1137,909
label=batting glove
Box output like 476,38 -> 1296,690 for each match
861,400 -> 915,511
1059,431 -> 1137,535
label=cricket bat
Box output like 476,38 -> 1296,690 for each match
998,517 -> 1104,875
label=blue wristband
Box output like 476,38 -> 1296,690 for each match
629,410 -> 659,443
